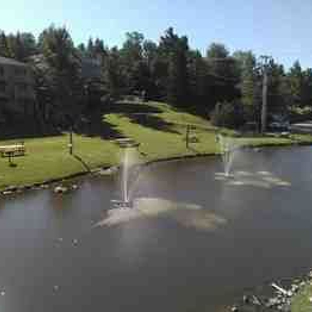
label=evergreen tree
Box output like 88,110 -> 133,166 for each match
159,28 -> 189,107
0,31 -> 9,57
120,32 -> 145,93
206,43 -> 240,107
233,51 -> 259,120
267,59 -> 288,117
288,60 -> 304,106
302,68 -> 312,107
187,50 -> 208,111
103,47 -> 126,99
39,25 -> 83,126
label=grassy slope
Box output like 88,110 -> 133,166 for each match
105,101 -> 218,161
0,100 -> 312,189
105,101 -> 312,161
292,284 -> 312,312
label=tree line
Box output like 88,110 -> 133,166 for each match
1,25 -> 312,131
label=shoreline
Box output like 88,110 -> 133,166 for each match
228,269 -> 312,312
1,139 -> 311,196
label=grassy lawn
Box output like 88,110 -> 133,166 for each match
0,135 -> 119,189
105,101 -> 312,161
292,284 -> 312,312
0,100 -> 312,190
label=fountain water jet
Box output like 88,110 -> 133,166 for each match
216,133 -> 238,178
112,146 -> 140,209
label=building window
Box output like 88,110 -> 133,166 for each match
0,66 -> 4,76
15,68 -> 27,76
0,82 -> 6,92
18,83 -> 27,92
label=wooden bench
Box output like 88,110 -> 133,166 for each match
0,143 -> 25,157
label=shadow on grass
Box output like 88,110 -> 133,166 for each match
75,107 -> 123,140
76,117 -> 123,140
0,120 -> 62,140
109,102 -> 162,114
126,113 -> 180,134
75,100 -> 212,139
72,154 -> 91,172
105,101 -> 180,134
77,101 -> 180,137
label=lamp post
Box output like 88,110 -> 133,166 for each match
186,125 -> 191,148
68,127 -> 73,155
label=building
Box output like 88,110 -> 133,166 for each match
81,57 -> 102,79
0,56 -> 35,120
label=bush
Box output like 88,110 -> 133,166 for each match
210,101 -> 245,129
289,105 -> 312,123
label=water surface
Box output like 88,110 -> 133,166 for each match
0,146 -> 312,311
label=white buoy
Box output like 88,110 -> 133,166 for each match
1,290 -> 5,296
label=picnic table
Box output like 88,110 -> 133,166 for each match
0,143 -> 25,157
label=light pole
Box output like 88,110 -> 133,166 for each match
68,127 -> 73,155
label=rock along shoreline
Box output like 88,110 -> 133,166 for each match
229,270 -> 312,312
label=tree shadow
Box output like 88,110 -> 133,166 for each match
125,113 -> 180,134
108,101 -> 180,134
72,154 -> 91,172
75,106 -> 123,140
75,116 -> 123,140
107,102 -> 162,114
0,120 -> 61,140
76,101 -> 179,137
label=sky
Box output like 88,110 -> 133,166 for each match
1,0 -> 311,68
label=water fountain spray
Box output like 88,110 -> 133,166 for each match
216,133 -> 237,178
111,139 -> 140,209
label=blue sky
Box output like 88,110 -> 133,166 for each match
1,0 -> 311,68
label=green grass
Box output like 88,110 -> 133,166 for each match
0,134 -> 119,189
105,113 -> 218,161
291,284 -> 312,312
1,100 -> 312,190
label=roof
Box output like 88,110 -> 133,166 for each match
0,56 -> 28,67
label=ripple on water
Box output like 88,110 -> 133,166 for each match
215,170 -> 291,189
95,198 -> 227,232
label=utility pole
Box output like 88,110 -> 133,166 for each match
69,126 -> 73,155
260,55 -> 270,133
186,125 -> 190,148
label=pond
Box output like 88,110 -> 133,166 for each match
0,146 -> 312,311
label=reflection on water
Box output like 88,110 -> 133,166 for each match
215,170 -> 291,188
1,147 -> 312,312
96,197 -> 227,231
171,209 -> 227,231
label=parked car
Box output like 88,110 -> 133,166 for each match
268,121 -> 290,132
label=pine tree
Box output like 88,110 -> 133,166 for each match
0,31 -> 9,57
